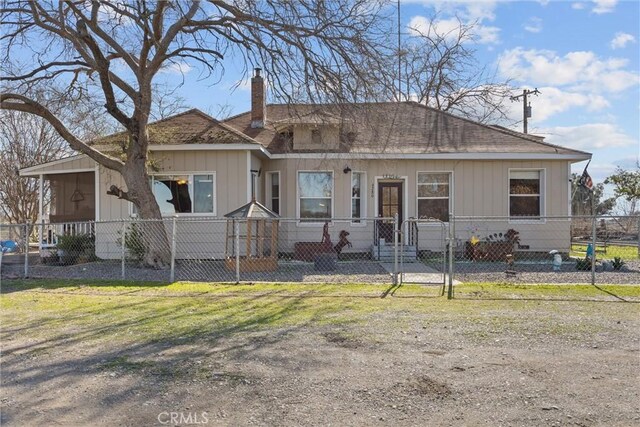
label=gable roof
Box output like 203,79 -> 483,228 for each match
223,102 -> 590,158
91,109 -> 260,152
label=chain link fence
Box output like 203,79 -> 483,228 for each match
1,215 -> 638,289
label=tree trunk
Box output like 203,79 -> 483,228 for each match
121,156 -> 171,269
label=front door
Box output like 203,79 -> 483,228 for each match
377,181 -> 403,244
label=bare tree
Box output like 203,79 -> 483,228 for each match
0,0 -> 389,267
0,109 -> 70,225
377,16 -> 514,123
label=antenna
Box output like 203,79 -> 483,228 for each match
397,0 -> 401,101
510,88 -> 541,134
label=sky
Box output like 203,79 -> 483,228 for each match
400,0 -> 639,189
157,0 -> 638,193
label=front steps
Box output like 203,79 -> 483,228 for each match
371,244 -> 417,262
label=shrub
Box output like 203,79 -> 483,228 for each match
575,258 -> 592,271
117,223 -> 147,262
612,257 -> 626,271
56,233 -> 95,265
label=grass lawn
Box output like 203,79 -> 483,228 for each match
571,243 -> 639,260
2,279 -> 639,426
2,279 -> 639,348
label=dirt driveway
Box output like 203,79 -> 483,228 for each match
1,281 -> 639,426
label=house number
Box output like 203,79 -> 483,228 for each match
383,174 -> 399,179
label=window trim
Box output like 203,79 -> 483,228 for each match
296,170 -> 334,226
508,168 -> 546,223
266,171 -> 281,215
139,171 -> 217,217
416,171 -> 453,223
350,171 -> 367,226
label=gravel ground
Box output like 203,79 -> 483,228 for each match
3,257 -> 639,285
2,298 -> 639,426
1,259 -> 392,284
452,259 -> 640,284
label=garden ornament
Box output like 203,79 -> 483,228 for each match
549,250 -> 562,271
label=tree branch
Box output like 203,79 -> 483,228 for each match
1,93 -> 124,173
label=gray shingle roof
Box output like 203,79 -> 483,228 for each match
91,109 -> 259,151
223,102 -> 590,156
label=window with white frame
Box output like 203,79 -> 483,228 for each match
267,171 -> 280,214
298,171 -> 332,221
417,172 -> 450,222
151,174 -> 215,215
351,171 -> 365,223
509,170 -> 542,218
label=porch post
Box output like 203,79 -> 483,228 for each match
38,174 -> 44,253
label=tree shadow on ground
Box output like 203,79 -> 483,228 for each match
1,288 -> 368,425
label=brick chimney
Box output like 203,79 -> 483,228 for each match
251,68 -> 266,129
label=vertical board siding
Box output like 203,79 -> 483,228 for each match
90,153 -> 574,257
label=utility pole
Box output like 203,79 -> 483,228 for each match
510,88 -> 540,134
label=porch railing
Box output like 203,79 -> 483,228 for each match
39,221 -> 95,248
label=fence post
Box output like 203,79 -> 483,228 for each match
448,214 -> 454,299
23,224 -> 29,278
637,215 -> 639,259
170,217 -> 177,283
591,214 -> 597,286
393,213 -> 399,285
121,220 -> 126,280
235,220 -> 240,283
40,219 -> 44,256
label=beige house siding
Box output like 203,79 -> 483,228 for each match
250,153 -> 263,202
41,155 -> 95,173
94,150 -> 251,259
30,151 -> 574,258
149,150 -> 249,216
264,158 -> 572,253
293,125 -> 341,150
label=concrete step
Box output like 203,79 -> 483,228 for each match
371,245 -> 418,261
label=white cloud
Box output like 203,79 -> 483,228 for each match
610,32 -> 636,49
541,123 -> 636,151
160,61 -> 192,75
592,0 -> 617,14
572,2 -> 585,10
497,48 -> 640,93
403,1 -> 497,21
502,86 -> 609,123
524,17 -> 543,33
404,0 -> 500,44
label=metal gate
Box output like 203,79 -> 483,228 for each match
399,218 -> 448,289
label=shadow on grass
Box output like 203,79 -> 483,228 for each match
0,288 -> 360,425
453,283 -> 638,303
0,278 -> 173,294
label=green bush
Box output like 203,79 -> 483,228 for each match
575,258 -> 592,271
56,233 -> 95,265
117,223 -> 147,262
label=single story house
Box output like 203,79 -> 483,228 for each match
20,69 -> 590,259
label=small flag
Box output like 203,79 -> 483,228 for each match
578,160 -> 594,191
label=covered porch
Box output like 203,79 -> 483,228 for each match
19,155 -> 98,251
